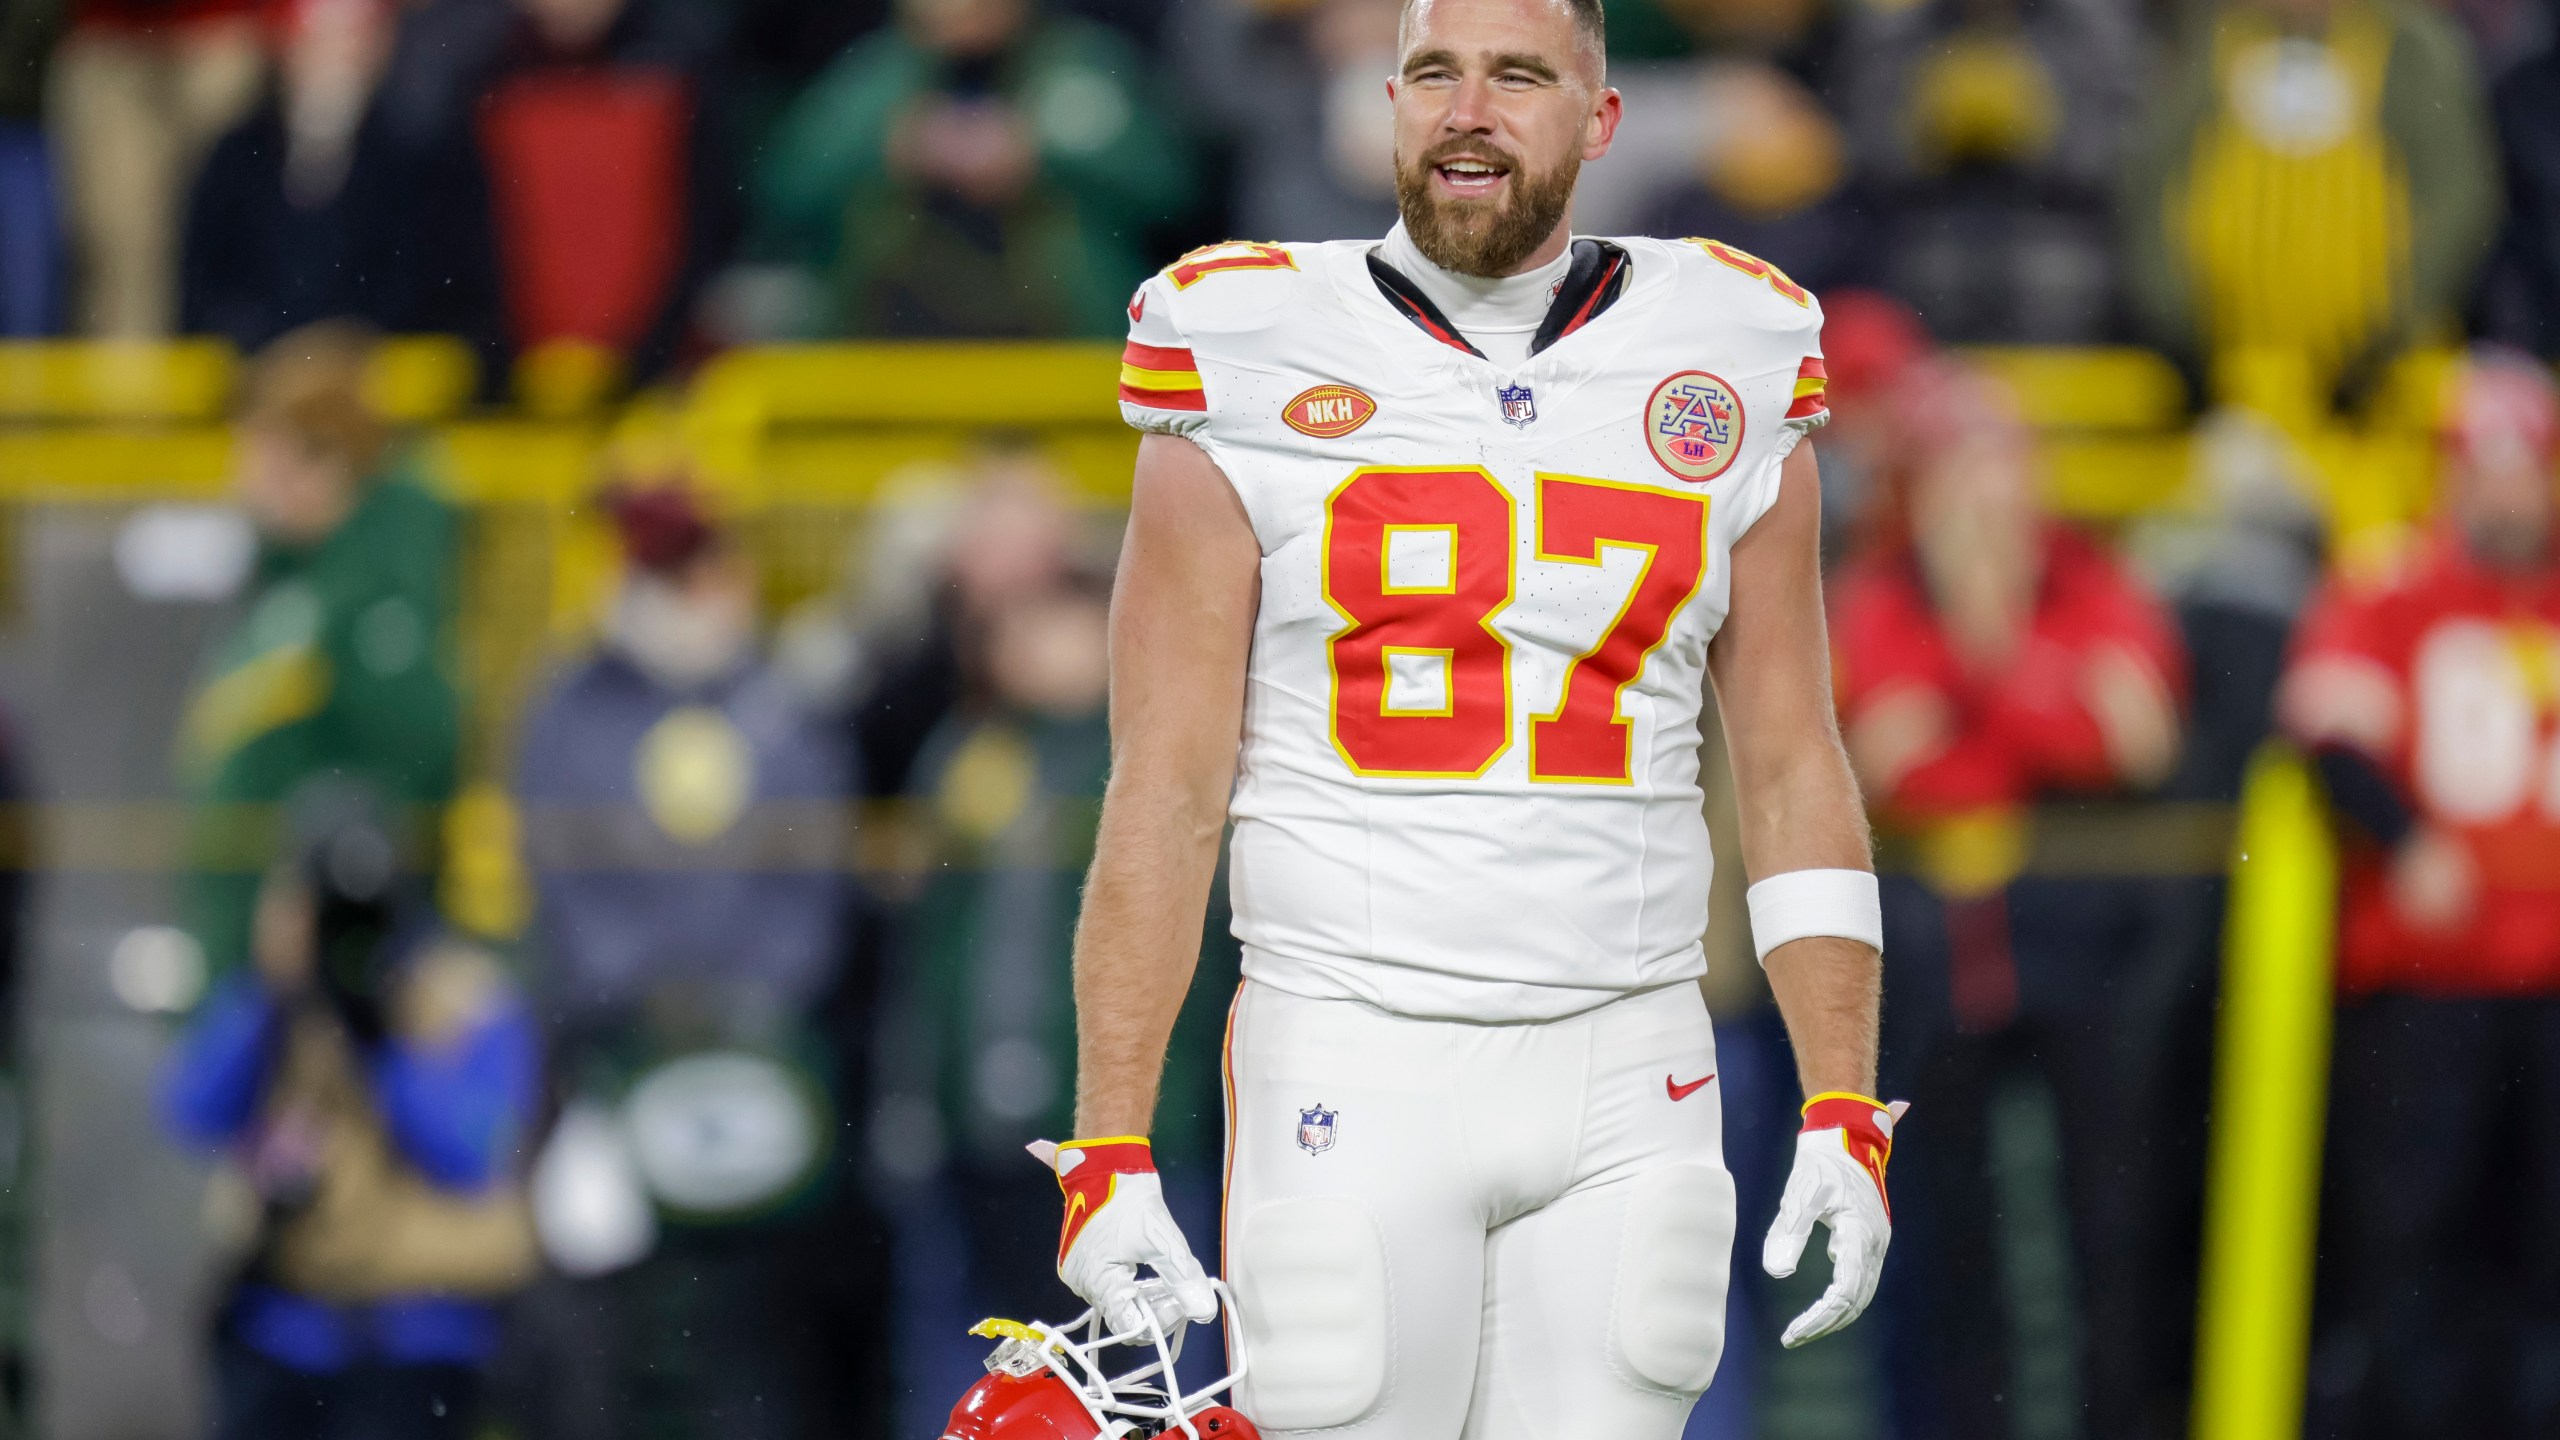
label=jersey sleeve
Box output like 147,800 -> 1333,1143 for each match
1779,352 -> 1830,443
1722,289 -> 1828,537
1116,273 -> 1209,438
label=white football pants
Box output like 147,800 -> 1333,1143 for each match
1223,979 -> 1735,1439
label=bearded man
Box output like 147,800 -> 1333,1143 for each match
1041,0 -> 1901,1431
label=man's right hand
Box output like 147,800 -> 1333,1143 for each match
1033,1137 -> 1216,1336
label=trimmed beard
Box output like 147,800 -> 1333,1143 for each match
1394,137 -> 1580,278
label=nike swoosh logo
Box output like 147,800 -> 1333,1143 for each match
1058,1191 -> 1091,1260
1667,1073 -> 1715,1101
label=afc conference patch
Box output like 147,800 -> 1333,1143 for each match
1645,370 -> 1745,482
1497,382 -> 1537,428
1297,1104 -> 1337,1155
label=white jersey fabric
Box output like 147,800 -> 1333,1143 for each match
1120,234 -> 1830,1023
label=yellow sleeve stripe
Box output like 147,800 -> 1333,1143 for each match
1119,363 -> 1202,391
1793,376 -> 1828,400
1063,1134 -> 1151,1148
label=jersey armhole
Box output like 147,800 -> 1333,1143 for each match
1726,359 -> 1827,538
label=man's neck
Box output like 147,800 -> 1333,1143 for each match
1501,223 -> 1576,278
1379,221 -> 1575,366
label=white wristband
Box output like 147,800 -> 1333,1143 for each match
1746,868 -> 1883,965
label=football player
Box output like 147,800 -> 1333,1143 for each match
1049,0 -> 1900,1431
2279,349 -> 2560,1437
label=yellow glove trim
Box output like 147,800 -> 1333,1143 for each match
1062,1135 -> 1151,1149
1800,1090 -> 1890,1115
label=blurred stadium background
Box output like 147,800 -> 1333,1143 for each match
0,0 -> 2554,1434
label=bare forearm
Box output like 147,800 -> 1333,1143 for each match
1712,442 -> 1884,1102
1070,784 -> 1226,1137
1765,935 -> 1881,1098
1069,432 -> 1258,1138
1732,736 -> 1871,879
1739,749 -> 1882,1098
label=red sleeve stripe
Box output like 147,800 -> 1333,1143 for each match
1120,382 -> 1209,411
1122,341 -> 1197,372
1787,355 -> 1829,419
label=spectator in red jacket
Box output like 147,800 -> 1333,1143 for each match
380,0 -> 738,383
1835,362 -> 2185,824
2281,347 -> 2560,1440
1830,359 -> 2189,1440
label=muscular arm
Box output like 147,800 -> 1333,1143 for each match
1071,433 -> 1261,1138
1707,443 -> 1881,1099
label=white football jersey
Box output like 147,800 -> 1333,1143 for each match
1120,235 -> 1829,1022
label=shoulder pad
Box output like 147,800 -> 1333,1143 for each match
1162,240 -> 1304,290
1146,240 -> 1335,337
1669,237 -> 1827,330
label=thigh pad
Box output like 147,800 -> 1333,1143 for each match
1611,1162 -> 1737,1395
1233,1196 -> 1392,1430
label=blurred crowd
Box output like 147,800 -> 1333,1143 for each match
0,0 -> 2554,375
117,324 -> 2560,1440
128,314 -> 1251,1438
0,0 -> 2555,1435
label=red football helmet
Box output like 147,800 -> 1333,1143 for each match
941,1279 -> 1258,1440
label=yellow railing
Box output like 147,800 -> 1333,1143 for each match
2192,747 -> 2339,1440
0,336 -> 2463,530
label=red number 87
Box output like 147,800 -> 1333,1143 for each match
1321,466 -> 1709,783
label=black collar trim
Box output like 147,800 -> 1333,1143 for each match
1367,252 -> 1483,357
1532,239 -> 1631,354
1366,238 -> 1633,360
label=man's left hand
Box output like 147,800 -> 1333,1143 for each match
1763,1093 -> 1908,1348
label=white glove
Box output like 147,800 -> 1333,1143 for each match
1032,1136 -> 1217,1336
1762,1093 -> 1909,1348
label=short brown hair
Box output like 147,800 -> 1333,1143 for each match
1400,0 -> 1607,76
241,321 -> 389,475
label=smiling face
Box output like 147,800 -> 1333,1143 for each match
1389,0 -> 1620,277
2442,355 -> 2559,571
2447,430 -> 2556,570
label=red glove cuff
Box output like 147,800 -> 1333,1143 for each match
1054,1136 -> 1153,1262
1802,1092 -> 1898,1216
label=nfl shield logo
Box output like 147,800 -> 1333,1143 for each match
1497,383 -> 1537,427
1297,1105 -> 1337,1155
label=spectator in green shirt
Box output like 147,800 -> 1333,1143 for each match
753,0 -> 1196,338
177,323 -> 460,979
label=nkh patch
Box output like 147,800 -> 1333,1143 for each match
1497,382 -> 1537,428
1283,383 -> 1376,438
1297,1104 -> 1338,1154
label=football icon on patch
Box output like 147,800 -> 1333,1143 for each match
1283,384 -> 1376,438
1645,370 -> 1746,482
1297,1104 -> 1337,1154
1497,382 -> 1538,428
